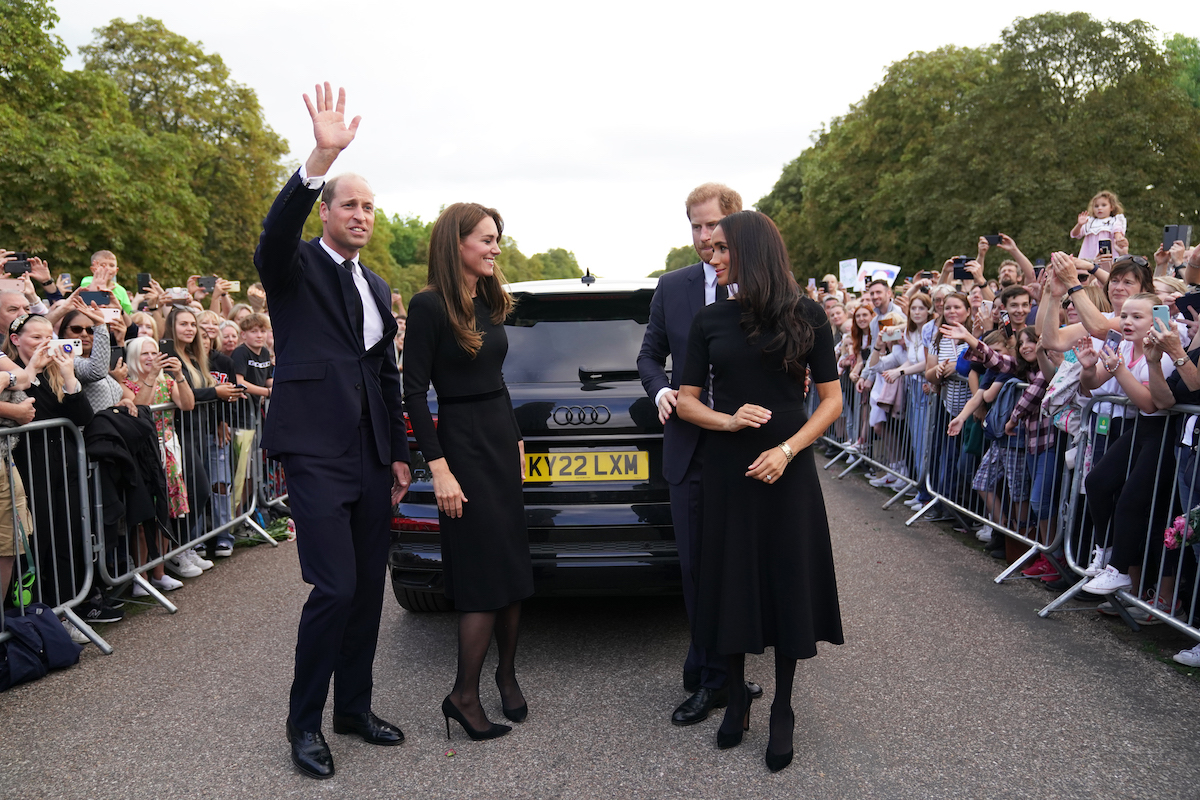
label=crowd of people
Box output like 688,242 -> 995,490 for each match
0,245 -> 409,646
820,190 -> 1200,668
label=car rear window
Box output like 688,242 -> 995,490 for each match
504,290 -> 663,383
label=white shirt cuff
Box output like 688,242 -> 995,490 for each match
298,163 -> 326,190
654,387 -> 672,407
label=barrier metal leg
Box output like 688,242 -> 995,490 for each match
882,480 -> 916,509
905,497 -> 937,526
837,455 -> 865,479
61,605 -> 113,655
993,544 -> 1040,584
244,515 -> 279,547
1038,576 -> 1093,617
131,573 -> 179,614
1108,592 -> 1143,632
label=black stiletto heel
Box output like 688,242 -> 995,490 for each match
496,670 -> 528,723
442,696 -> 511,741
716,690 -> 756,750
765,703 -> 795,772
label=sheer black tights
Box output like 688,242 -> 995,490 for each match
448,601 -> 523,729
717,652 -> 798,756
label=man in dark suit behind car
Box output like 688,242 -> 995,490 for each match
637,183 -> 760,727
254,83 -> 411,780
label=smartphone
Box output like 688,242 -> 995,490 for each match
137,272 -> 152,293
1034,265 -> 1045,279
1153,304 -> 1172,332
226,280 -> 241,293
49,338 -> 83,355
1104,329 -> 1124,353
198,276 -> 218,292
807,278 -> 816,291
982,300 -> 994,315
0,278 -> 23,293
79,290 -> 112,306
1163,224 -> 1194,253
158,338 -> 178,361
1175,293 -> 1200,321
166,287 -> 190,300
1000,310 -> 1013,338
1098,239 -> 1112,257
820,280 -> 831,292
109,345 -> 125,371
100,307 -> 123,323
952,257 -> 970,282
4,254 -> 31,276
918,270 -> 935,282
984,235 -> 1003,246
58,273 -> 73,290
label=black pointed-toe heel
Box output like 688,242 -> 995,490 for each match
716,691 -> 757,750
765,747 -> 794,773
442,696 -> 512,741
495,670 -> 528,723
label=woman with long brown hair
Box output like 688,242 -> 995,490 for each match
403,203 -> 532,741
676,211 -> 844,773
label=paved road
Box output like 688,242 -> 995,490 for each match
3,465 -> 1199,800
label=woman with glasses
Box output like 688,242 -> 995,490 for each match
56,302 -> 136,414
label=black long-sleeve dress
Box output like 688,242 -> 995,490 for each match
680,296 -> 844,659
403,290 -> 533,611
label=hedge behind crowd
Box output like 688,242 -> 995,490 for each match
758,12 -> 1200,283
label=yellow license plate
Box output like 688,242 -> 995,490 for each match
525,451 -> 648,482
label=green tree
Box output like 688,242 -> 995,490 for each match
1166,33 -> 1200,107
528,248 -> 582,279
0,1 -> 207,279
649,244 -> 697,277
759,13 -> 1200,283
81,16 -> 288,287
389,214 -> 433,267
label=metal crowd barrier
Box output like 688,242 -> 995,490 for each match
817,367 -> 1200,646
1039,396 -> 1199,642
0,419 -> 107,652
819,370 -> 924,510
94,396 -> 277,615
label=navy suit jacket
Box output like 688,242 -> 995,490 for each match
637,262 -> 709,485
253,170 -> 408,466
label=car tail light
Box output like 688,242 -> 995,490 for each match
403,412 -> 436,450
392,513 -> 439,533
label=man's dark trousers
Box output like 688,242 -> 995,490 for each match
283,424 -> 393,731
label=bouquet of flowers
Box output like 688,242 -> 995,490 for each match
1164,509 -> 1200,550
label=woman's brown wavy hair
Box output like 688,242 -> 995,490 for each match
421,202 -> 514,357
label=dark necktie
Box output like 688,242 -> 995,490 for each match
341,260 -> 365,337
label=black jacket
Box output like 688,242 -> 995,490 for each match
83,405 -> 172,542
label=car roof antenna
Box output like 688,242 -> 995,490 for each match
581,268 -> 596,286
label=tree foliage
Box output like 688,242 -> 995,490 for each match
759,13 -> 1200,284
1166,34 -> 1200,107
649,245 -> 697,277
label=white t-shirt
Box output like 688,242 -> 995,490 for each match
1091,339 -> 1176,417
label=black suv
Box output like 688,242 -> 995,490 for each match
389,277 -> 678,611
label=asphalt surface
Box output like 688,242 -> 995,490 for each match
2,462 -> 1199,800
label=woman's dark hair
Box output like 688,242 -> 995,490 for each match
720,211 -> 815,379
1108,256 -> 1154,294
1014,327 -> 1039,381
422,202 -> 513,358
57,310 -> 87,338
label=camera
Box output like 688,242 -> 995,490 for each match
198,276 -> 218,292
50,338 -> 82,354
952,256 -> 971,282
5,253 -> 31,276
983,235 -> 1002,247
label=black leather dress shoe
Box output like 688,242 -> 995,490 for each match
683,670 -> 701,694
671,687 -> 728,726
746,680 -> 763,700
332,711 -> 405,745
287,721 -> 334,779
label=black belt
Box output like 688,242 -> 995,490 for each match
437,387 -> 506,405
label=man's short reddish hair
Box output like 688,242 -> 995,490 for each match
686,183 -> 742,220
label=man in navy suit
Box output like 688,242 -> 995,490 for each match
637,183 -> 760,726
254,84 -> 411,780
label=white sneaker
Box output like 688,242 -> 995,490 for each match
62,618 -> 88,644
868,473 -> 891,487
1083,565 -> 1132,593
975,525 -> 994,543
185,549 -> 214,571
150,573 -> 184,591
1173,643 -> 1200,667
132,582 -> 149,598
165,553 -> 202,578
1082,545 -> 1112,577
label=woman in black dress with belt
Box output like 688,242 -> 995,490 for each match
677,211 -> 844,773
403,203 -> 533,741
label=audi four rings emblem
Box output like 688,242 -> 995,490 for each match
553,405 -> 611,425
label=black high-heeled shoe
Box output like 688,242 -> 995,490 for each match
495,670 -> 528,723
765,703 -> 795,772
442,696 -> 511,741
715,690 -> 757,750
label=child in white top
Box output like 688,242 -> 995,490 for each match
1070,190 -> 1127,262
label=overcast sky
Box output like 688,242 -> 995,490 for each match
54,1 -> 1192,279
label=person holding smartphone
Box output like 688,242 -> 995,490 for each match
78,250 -> 134,314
